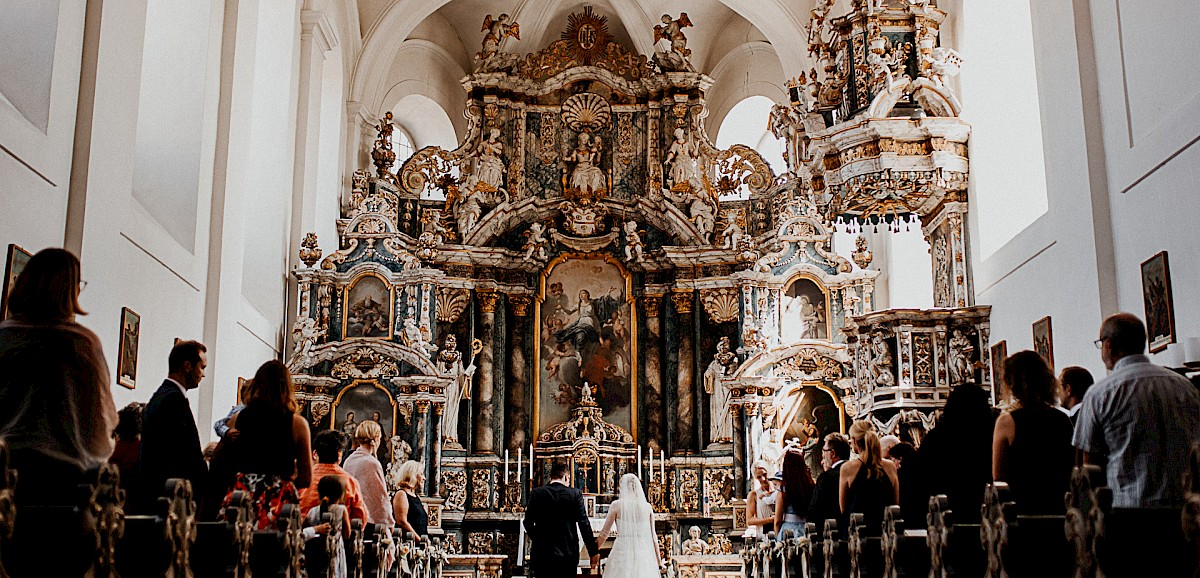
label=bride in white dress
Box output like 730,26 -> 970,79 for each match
597,473 -> 662,577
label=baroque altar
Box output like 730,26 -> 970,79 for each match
286,2 -> 987,573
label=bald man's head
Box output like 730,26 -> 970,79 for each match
1099,312 -> 1146,368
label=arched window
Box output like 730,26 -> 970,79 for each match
391,127 -> 415,166
715,96 -> 787,200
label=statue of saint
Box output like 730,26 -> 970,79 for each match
564,132 -> 606,194
703,337 -> 739,444
437,335 -> 477,447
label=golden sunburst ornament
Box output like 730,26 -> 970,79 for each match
562,7 -> 611,65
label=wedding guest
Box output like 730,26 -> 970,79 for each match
391,461 -> 428,541
992,350 -> 1073,514
219,360 -> 313,490
774,448 -> 814,538
1058,366 -> 1094,426
839,420 -> 899,531
142,340 -> 209,507
809,433 -> 851,530
917,384 -> 993,523
344,420 -> 394,528
0,248 -> 118,575
109,403 -> 144,497
745,460 -> 776,539
299,430 -> 366,524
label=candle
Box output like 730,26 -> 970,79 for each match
517,446 -> 523,484
660,450 -> 665,482
638,446 -> 643,479
505,449 -> 510,483
529,444 -> 534,485
649,449 -> 654,482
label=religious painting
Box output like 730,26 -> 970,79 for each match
1032,317 -> 1054,371
535,255 -> 635,438
779,385 -> 844,481
780,276 -> 829,343
1141,251 -> 1176,353
1,244 -> 31,320
343,272 -> 394,339
990,340 -> 1007,398
331,381 -> 396,462
117,307 -> 140,389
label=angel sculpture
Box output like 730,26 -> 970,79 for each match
652,13 -> 695,72
924,46 -> 963,87
521,222 -> 549,263
719,212 -> 743,251
476,14 -> 521,72
623,220 -> 644,263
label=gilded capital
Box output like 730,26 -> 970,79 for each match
415,400 -> 431,413
508,294 -> 532,316
641,294 -> 663,318
670,289 -> 694,314
477,291 -> 500,313
433,401 -> 445,416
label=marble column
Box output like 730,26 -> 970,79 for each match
431,401 -> 443,498
506,295 -> 532,451
671,289 -> 696,452
642,294 -> 665,451
732,405 -> 746,494
413,400 -> 430,491
474,291 -> 500,454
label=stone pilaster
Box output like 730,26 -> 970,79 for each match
474,291 -> 499,454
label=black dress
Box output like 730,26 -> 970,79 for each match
1006,405 -> 1074,514
404,492 -> 428,538
844,461 -> 895,533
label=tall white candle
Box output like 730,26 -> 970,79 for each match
505,449 -> 510,482
637,446 -> 643,479
529,444 -> 534,484
649,449 -> 654,482
517,446 -> 523,484
660,450 -> 665,482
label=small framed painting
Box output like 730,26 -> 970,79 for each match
117,308 -> 141,389
990,340 -> 1007,392
1141,251 -> 1176,353
1032,316 -> 1054,371
1,244 -> 32,320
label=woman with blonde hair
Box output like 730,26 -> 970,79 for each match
838,420 -> 899,531
343,420 -> 394,527
391,460 -> 428,541
744,460 -> 776,539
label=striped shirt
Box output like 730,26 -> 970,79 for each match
1073,355 -> 1200,508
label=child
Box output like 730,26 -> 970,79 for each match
304,475 -> 350,578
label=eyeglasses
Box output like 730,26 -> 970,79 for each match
1093,337 -> 1107,349
822,447 -> 834,453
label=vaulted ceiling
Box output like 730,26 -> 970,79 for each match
345,0 -> 822,145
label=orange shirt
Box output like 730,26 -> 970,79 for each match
300,462 -> 368,524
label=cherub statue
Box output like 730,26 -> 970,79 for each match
522,222 -> 549,263
719,212 -> 743,251
476,14 -> 521,72
652,14 -> 695,72
924,46 -> 963,87
623,220 -> 644,263
401,317 -> 437,358
290,317 -> 325,366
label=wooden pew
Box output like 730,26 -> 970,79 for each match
880,505 -> 928,578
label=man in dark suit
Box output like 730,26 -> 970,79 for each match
140,340 -> 209,510
809,432 -> 851,529
524,460 -> 599,577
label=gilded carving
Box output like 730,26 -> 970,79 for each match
700,288 -> 739,324
508,294 -> 532,316
437,288 -> 470,323
440,470 -> 467,511
331,349 -> 400,380
679,469 -> 700,512
471,468 -> 494,510
468,532 -> 493,555
774,348 -> 846,382
702,467 -> 734,516
642,294 -> 663,318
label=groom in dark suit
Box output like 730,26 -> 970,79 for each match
140,340 -> 209,511
524,460 -> 599,577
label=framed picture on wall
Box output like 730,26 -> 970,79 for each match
990,340 -> 1007,393
1032,316 -> 1054,371
117,308 -> 141,389
1,244 -> 32,320
1141,251 -> 1176,353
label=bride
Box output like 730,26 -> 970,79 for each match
597,473 -> 662,577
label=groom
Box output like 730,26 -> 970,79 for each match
524,460 -> 600,576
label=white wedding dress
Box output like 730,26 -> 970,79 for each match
601,474 -> 660,578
